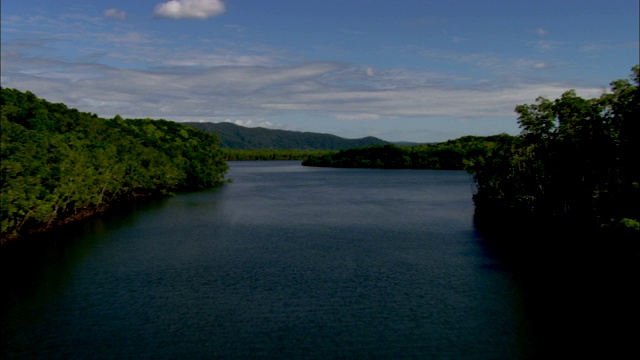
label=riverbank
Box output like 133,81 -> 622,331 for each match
0,191 -> 171,247
1,89 -> 229,243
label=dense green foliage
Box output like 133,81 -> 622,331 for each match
185,121 -> 390,150
466,66 -> 639,236
1,88 -> 228,242
222,148 -> 333,161
301,134 -> 515,170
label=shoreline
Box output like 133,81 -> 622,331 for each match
0,192 -> 169,248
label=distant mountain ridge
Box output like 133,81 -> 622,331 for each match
184,122 -> 391,150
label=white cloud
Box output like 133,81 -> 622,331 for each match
153,0 -> 226,20
0,16 -> 610,142
225,119 -> 274,128
2,47 -> 604,125
163,53 -> 276,67
104,8 -> 126,20
535,28 -> 549,36
532,62 -> 549,69
421,49 -> 553,75
335,113 -> 381,121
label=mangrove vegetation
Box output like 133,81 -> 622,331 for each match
301,135 -> 515,170
1,88 -> 228,243
467,66 -> 639,242
301,66 -> 639,246
222,148 -> 333,161
2,65 -> 637,246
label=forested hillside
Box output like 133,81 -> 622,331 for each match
301,134 -> 515,170
185,121 -> 390,150
1,88 -> 228,243
467,66 -> 639,241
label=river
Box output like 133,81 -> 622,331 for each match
0,161 -> 632,358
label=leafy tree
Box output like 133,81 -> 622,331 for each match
1,88 -> 229,242
466,66 -> 639,238
302,135 -> 514,170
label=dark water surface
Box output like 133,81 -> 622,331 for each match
3,161 -> 621,359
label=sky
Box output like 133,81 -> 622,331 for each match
1,0 -> 638,142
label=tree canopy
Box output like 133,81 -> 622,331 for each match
1,88 -> 228,242
465,66 -> 639,238
301,134 -> 516,170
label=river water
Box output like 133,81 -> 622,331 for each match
1,161 -> 630,358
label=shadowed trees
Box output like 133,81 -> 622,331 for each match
466,66 -> 639,238
301,135 -> 515,170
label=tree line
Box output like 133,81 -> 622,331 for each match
466,66 -> 639,239
3,66 -> 637,244
301,134 -> 516,170
300,66 -> 639,245
222,148 -> 332,161
1,88 -> 228,243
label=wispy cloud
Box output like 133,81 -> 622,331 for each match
421,48 -> 550,74
532,62 -> 549,69
161,50 -> 281,68
535,28 -> 549,36
153,0 -> 226,20
335,113 -> 381,121
225,119 -> 274,128
528,40 -> 562,52
1,7 -> 620,142
422,49 -> 502,68
104,8 -> 126,20
3,26 -> 605,127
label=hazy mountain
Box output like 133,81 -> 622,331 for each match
184,122 -> 391,150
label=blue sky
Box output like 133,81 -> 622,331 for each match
1,0 -> 638,142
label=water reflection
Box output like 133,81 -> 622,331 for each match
1,162 -> 555,358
